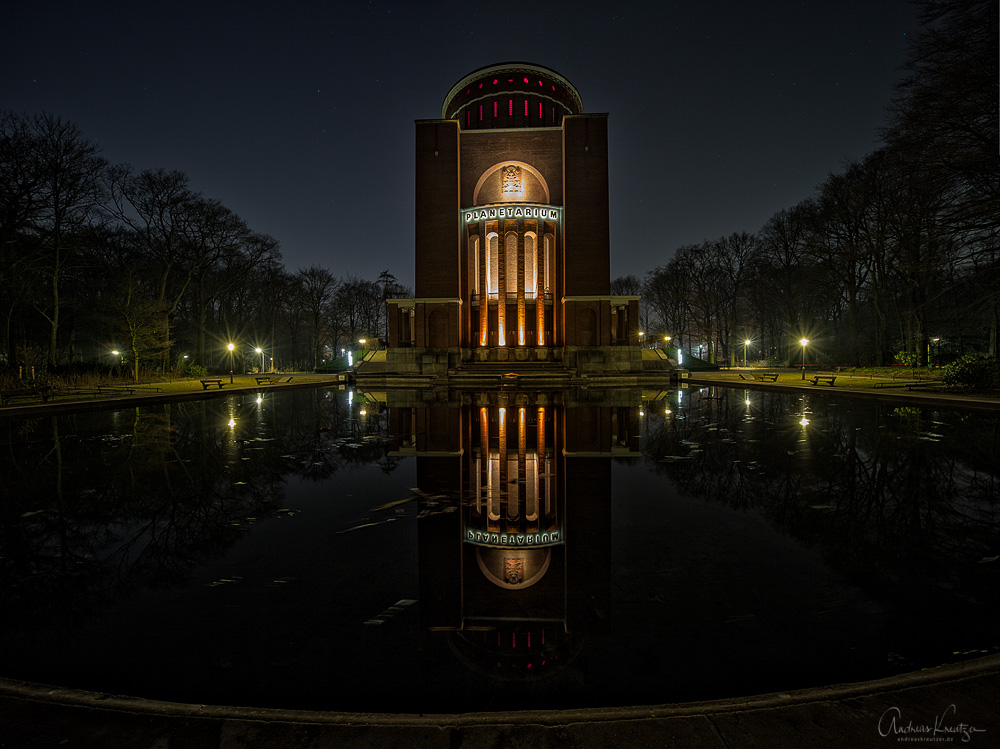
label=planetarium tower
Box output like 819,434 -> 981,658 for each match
386,62 -> 641,376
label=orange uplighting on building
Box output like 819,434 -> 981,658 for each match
384,62 -> 643,375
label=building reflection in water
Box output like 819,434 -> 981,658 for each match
384,389 -> 640,680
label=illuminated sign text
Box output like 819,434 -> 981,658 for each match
465,529 -> 562,547
463,204 -> 561,223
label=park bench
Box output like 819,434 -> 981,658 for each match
810,375 -> 837,386
98,384 -> 136,395
255,376 -> 274,385
200,378 -> 225,390
753,372 -> 779,382
905,381 -> 944,390
0,387 -> 52,406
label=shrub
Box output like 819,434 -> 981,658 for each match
185,363 -> 208,378
940,354 -> 1000,389
894,350 -> 919,373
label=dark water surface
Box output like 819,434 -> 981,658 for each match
0,385 -> 997,713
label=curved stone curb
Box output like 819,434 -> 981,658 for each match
2,653 -> 998,727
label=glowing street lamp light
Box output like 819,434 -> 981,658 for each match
744,339 -> 751,368
255,347 -> 264,373
227,342 -> 235,384
799,338 -> 809,380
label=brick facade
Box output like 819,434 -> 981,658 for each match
388,63 -> 641,376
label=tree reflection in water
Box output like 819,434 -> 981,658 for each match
0,389 -> 392,632
640,386 -> 999,666
0,385 -> 996,712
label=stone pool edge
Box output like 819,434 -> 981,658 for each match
1,653 -> 997,734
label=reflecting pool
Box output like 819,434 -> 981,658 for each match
0,385 -> 997,713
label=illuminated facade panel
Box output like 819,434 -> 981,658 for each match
386,62 -> 642,376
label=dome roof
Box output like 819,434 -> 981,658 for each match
442,62 -> 583,130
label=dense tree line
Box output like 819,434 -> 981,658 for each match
0,116 -> 409,380
634,0 -> 998,367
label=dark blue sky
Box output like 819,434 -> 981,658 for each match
3,1 -> 915,287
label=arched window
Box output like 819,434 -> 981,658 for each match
487,233 -> 499,295
505,232 -> 518,297
469,234 -> 479,296
524,232 -> 537,296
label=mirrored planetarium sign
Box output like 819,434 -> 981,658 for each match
465,528 -> 563,548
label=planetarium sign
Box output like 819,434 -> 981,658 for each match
465,528 -> 563,548
463,204 -> 561,224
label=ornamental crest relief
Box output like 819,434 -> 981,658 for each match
501,165 -> 523,195
504,557 -> 524,584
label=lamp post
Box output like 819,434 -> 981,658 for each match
799,338 -> 809,380
744,339 -> 751,368
638,331 -> 644,348
664,335 -> 671,351
227,342 -> 235,384
255,347 -> 264,373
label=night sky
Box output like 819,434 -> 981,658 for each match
3,1 -> 916,287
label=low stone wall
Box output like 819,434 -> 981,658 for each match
385,345 -> 646,377
563,345 -> 642,375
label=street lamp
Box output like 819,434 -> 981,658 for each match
664,335 -> 672,350
638,331 -> 644,348
799,338 -> 809,380
227,342 -> 235,384
255,347 -> 264,373
744,339 -> 751,368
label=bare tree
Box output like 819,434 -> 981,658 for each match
296,266 -> 338,370
2,114 -> 106,368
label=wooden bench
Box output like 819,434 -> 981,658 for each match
0,387 -> 53,405
255,376 -> 274,385
98,384 -> 136,395
200,378 -> 225,390
810,375 -> 837,386
905,381 -> 944,390
753,372 -> 779,382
